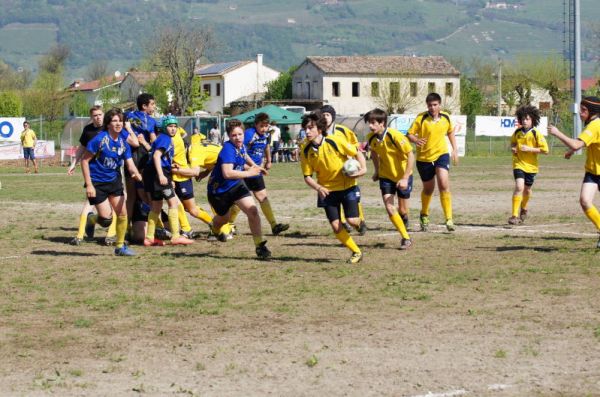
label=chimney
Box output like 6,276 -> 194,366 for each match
256,54 -> 264,93
257,53 -> 263,69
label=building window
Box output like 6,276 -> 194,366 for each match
428,82 -> 436,94
332,82 -> 340,97
371,82 -> 379,97
445,82 -> 453,97
410,82 -> 418,97
390,82 -> 400,102
203,83 -> 211,96
216,83 -> 221,96
305,82 -> 311,99
352,82 -> 360,97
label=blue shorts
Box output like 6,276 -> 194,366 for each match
379,176 -> 413,199
583,172 -> 600,190
23,147 -> 35,160
416,153 -> 450,182
175,179 -> 195,200
513,169 -> 536,187
317,185 -> 360,222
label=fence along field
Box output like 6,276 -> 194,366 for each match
0,156 -> 598,396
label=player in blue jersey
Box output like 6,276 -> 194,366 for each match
81,108 -> 143,256
142,116 -> 194,247
207,119 -> 271,259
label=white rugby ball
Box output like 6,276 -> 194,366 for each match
342,158 -> 360,176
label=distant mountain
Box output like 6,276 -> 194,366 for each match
0,0 -> 598,79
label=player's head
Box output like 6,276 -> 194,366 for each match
23,120 -> 30,129
426,93 -> 442,116
515,105 -> 540,129
303,111 -> 328,142
581,96 -> 600,124
227,119 -> 245,147
254,112 -> 270,134
89,105 -> 104,127
320,105 -> 336,128
103,108 -> 124,132
363,108 -> 387,134
136,93 -> 156,114
162,116 -> 178,136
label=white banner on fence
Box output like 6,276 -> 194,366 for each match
0,140 -> 55,160
389,114 -> 467,156
475,116 -> 548,137
0,117 -> 27,142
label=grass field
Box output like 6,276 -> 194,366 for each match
0,156 -> 599,396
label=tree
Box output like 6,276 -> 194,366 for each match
373,75 -> 420,114
186,76 -> 209,114
67,91 -> 89,117
144,71 -> 171,114
147,26 -> 214,115
85,60 -> 110,81
0,91 -> 23,116
264,66 -> 297,100
460,77 -> 483,126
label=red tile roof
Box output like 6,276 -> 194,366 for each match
67,75 -> 124,92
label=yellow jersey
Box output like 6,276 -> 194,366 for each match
190,132 -> 207,147
331,123 -> 359,147
300,134 -> 358,192
21,128 -> 37,148
172,129 -> 189,182
510,127 -> 548,173
188,141 -> 222,171
579,118 -> 600,175
367,128 -> 413,181
408,111 -> 453,162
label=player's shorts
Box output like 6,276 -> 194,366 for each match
513,169 -> 537,187
244,175 -> 266,192
23,147 -> 35,160
317,185 -> 360,222
379,175 -> 413,199
207,182 -> 251,216
88,177 -> 124,205
175,179 -> 195,200
583,172 -> 600,190
132,200 -> 151,222
416,153 -> 450,182
143,167 -> 175,201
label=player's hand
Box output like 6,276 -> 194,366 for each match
451,151 -> 459,166
247,165 -> 262,177
259,166 -> 269,176
519,144 -> 533,152
134,173 -> 143,182
159,175 -> 168,185
125,121 -> 132,130
67,165 -> 75,176
548,125 -> 559,136
396,178 -> 408,190
564,149 -> 574,160
511,146 -> 518,154
317,186 -> 330,199
416,137 -> 427,147
86,185 -> 96,198
372,172 -> 379,182
265,161 -> 272,170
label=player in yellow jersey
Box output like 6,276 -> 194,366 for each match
365,109 -> 414,249
508,105 -> 548,225
300,112 -> 366,264
20,121 -> 38,173
408,93 -> 459,232
321,105 -> 368,235
549,96 -> 600,249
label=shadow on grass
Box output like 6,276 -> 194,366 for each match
44,236 -> 79,244
495,246 -> 560,253
31,250 -> 101,257
58,227 -> 78,231
281,231 -> 326,239
164,251 -> 333,263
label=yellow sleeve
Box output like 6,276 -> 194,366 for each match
300,148 -> 313,177
399,135 -> 413,154
579,126 -> 600,147
446,115 -> 454,134
537,133 -> 549,153
408,115 -> 421,136
338,136 -> 358,157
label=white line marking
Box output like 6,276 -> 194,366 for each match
411,390 -> 467,397
488,384 -> 511,391
0,255 -> 21,260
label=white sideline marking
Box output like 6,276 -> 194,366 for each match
411,390 -> 467,397
488,384 -> 511,391
0,255 -> 21,260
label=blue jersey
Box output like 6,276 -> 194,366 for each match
244,127 -> 270,169
208,141 -> 246,195
86,130 -> 131,183
125,110 -> 157,142
147,133 -> 174,170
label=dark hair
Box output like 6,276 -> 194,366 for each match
581,96 -> 600,119
136,93 -> 155,111
103,108 -> 124,130
426,92 -> 442,104
23,120 -> 29,126
226,119 -> 244,135
303,111 -> 328,135
515,105 -> 541,127
89,105 -> 103,115
363,108 -> 387,125
254,112 -> 270,125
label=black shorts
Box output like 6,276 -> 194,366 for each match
583,172 -> 600,190
132,200 -> 150,222
317,185 -> 360,222
143,167 -> 176,201
244,175 -> 266,192
416,153 -> 450,182
132,147 -> 149,171
208,182 -> 251,216
175,179 -> 195,200
513,169 -> 536,187
379,175 -> 413,199
88,178 -> 124,205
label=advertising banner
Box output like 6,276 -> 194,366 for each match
475,116 -> 548,137
0,140 -> 55,160
389,114 -> 467,156
0,117 -> 27,142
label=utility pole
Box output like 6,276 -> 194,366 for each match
573,0 -> 582,141
497,59 -> 502,116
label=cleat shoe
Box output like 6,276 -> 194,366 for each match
225,232 -> 234,240
255,241 -> 272,259
445,219 -> 456,232
508,216 -> 521,225
85,212 -> 95,239
419,214 -> 430,232
271,223 -> 289,235
104,235 -> 116,246
69,237 -> 82,246
143,238 -> 165,247
114,244 -> 136,256
357,221 -> 367,236
399,238 -> 413,250
207,231 -> 218,242
596,234 -> 600,249
230,223 -> 237,235
155,228 -> 172,241
519,208 -> 528,223
217,232 -> 228,242
347,251 -> 363,264
171,236 -> 194,245
343,222 -> 353,233
181,230 -> 201,240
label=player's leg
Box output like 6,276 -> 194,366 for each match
520,173 -> 535,222
383,192 -> 411,248
416,160 -> 435,231
165,191 -> 193,245
580,180 -> 600,248
436,163 -> 454,231
323,191 -> 361,264
108,193 -> 134,255
71,200 -> 95,245
249,176 -> 289,235
510,173 -> 525,225
235,195 -> 271,259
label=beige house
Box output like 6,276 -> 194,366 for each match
119,71 -> 159,102
292,56 -> 461,115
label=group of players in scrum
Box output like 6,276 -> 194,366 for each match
67,92 -> 600,263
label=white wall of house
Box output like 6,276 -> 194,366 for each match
201,76 -> 225,114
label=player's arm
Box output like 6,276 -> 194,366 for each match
303,174 -> 329,198
352,150 -> 367,178
548,125 -> 585,151
149,132 -> 157,143
244,154 -> 268,175
371,151 -> 380,181
222,162 -> 262,179
125,158 -> 142,182
67,145 -> 86,175
153,149 -> 168,185
81,150 -> 96,198
407,120 -> 426,146
124,121 -> 140,148
397,151 -> 414,190
264,144 -> 272,170
137,133 -> 152,152
447,129 -> 459,166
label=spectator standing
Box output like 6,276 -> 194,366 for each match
269,121 -> 281,163
20,121 -> 38,173
209,123 -> 221,144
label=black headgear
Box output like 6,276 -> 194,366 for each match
320,105 -> 336,122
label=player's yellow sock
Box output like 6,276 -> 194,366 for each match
358,202 -> 365,221
521,193 -> 531,209
584,206 -> 600,230
219,223 -> 232,235
421,192 -> 433,216
390,213 -> 410,239
106,215 -> 117,237
147,211 -> 159,240
168,208 -> 180,239
335,229 -> 360,253
259,199 -> 277,228
512,195 -> 523,217
177,203 -> 192,233
340,209 -> 347,224
195,206 -> 213,225
156,215 -> 165,229
440,191 -> 453,220
76,213 -> 88,239
229,205 -> 240,222
252,235 -> 265,247
115,215 -> 128,249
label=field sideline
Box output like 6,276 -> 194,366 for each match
0,156 -> 599,396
